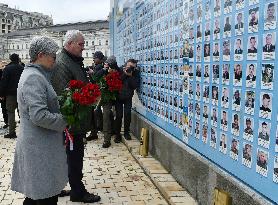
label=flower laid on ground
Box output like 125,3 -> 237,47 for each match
59,80 -> 101,126
97,71 -> 123,103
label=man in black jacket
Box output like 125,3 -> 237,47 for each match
0,65 -> 8,129
0,54 -> 23,138
114,59 -> 140,142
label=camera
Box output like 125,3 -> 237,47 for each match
126,66 -> 135,73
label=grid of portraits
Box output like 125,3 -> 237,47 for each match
113,0 -> 278,201
183,0 -> 278,183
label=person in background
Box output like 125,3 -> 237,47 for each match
11,36 -> 67,205
114,59 -> 140,142
86,51 -> 106,141
0,53 -> 23,138
51,30 -> 101,203
0,62 -> 8,129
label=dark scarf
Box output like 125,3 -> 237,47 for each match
63,48 -> 84,68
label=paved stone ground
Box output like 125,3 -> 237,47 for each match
0,119 -> 168,205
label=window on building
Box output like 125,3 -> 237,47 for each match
7,19 -> 11,24
2,30 -> 5,33
12,45 -> 14,49
26,54 -> 28,59
86,41 -> 88,46
2,19 -> 5,23
99,40 -> 101,45
86,52 -> 88,58
7,25 -> 11,31
22,45 -> 23,49
106,40 -> 109,45
17,45 -> 19,49
2,24 -> 5,29
92,41 -> 94,45
26,44 -> 28,49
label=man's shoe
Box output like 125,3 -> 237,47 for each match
87,133 -> 98,141
4,133 -> 17,139
2,124 -> 8,129
124,133 -> 131,140
58,190 -> 71,197
114,135 -> 122,143
70,192 -> 101,203
102,141 -> 111,148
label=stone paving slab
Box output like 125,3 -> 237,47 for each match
0,123 -> 169,205
123,133 -> 198,205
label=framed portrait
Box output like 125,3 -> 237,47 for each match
264,2 -> 277,30
273,156 -> 278,183
202,124 -> 208,144
204,43 -> 210,62
212,86 -> 219,105
245,90 -> 255,115
246,63 -> 257,88
212,64 -> 220,84
214,0 -> 221,17
211,106 -> 218,127
204,21 -> 211,42
203,104 -> 209,124
236,0 -> 244,10
243,117 -> 254,142
195,102 -> 201,120
219,132 -> 227,154
249,0 -> 259,6
242,142 -> 252,168
221,87 -> 229,109
196,44 -> 202,62
258,120 -> 271,149
197,3 -> 202,23
223,16 -> 232,38
213,42 -> 220,62
230,138 -> 239,161
231,113 -> 240,136
222,64 -> 230,85
261,63 -> 274,90
224,0 -> 232,14
259,92 -> 272,119
235,12 -> 244,35
213,18 -> 221,40
205,0 -> 211,20
195,120 -> 201,139
203,85 -> 210,103
248,7 -> 259,33
276,126 -> 278,152
223,40 -> 231,61
234,38 -> 244,61
233,63 -> 243,86
247,36 -> 258,60
196,64 -> 202,81
262,32 -> 276,60
220,110 -> 228,131
232,89 -> 241,111
210,127 -> 217,148
204,64 -> 210,83
256,148 -> 268,177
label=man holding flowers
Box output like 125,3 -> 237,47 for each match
51,30 -> 101,203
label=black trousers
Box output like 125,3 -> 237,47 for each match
23,195 -> 58,205
114,98 -> 132,135
94,105 -> 103,131
66,133 -> 86,197
0,98 -> 8,125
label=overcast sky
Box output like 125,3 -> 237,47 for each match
0,0 -> 110,24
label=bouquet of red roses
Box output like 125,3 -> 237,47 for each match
59,80 -> 101,126
97,71 -> 123,103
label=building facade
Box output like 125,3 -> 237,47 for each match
0,20 -> 110,67
0,3 -> 53,34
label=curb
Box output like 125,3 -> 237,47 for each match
122,133 -> 198,205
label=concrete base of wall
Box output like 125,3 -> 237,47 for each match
131,111 -> 272,205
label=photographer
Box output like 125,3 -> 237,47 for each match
114,59 -> 140,142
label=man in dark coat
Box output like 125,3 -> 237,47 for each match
0,53 -> 23,138
0,65 -> 8,128
51,30 -> 101,203
114,59 -> 140,142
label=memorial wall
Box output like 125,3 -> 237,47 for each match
111,0 -> 278,203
